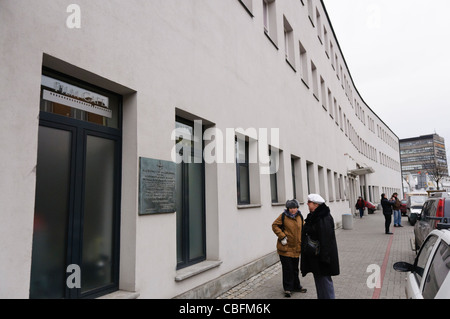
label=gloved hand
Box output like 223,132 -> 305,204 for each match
281,237 -> 287,246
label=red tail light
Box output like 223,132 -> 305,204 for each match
437,199 -> 445,218
435,199 -> 445,227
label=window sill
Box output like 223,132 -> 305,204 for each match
237,203 -> 262,209
264,31 -> 279,50
271,202 -> 285,207
285,59 -> 297,73
238,0 -> 254,17
97,290 -> 140,299
301,78 -> 309,89
175,260 -> 222,282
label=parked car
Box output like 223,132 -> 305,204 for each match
414,193 -> 450,250
365,201 -> 376,214
400,199 -> 407,216
407,195 -> 428,226
394,224 -> 450,299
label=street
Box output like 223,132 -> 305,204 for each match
218,210 -> 416,299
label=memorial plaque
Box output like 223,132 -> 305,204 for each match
139,157 -> 176,215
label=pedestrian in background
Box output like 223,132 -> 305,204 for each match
272,199 -> 307,298
392,192 -> 403,227
381,193 -> 395,234
355,196 -> 366,218
301,194 -> 340,299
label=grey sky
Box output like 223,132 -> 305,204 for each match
323,0 -> 450,159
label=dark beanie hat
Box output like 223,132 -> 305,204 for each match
286,200 -> 299,209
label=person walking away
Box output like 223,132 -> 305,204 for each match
355,196 -> 366,218
392,193 -> 403,227
381,193 -> 395,234
300,194 -> 339,299
272,200 -> 307,297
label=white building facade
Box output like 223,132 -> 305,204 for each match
0,0 -> 401,299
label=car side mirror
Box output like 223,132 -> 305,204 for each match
393,261 -> 414,272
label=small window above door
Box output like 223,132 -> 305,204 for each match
40,70 -> 120,129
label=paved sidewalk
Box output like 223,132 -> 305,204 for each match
217,211 -> 416,299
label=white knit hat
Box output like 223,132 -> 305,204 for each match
307,194 -> 326,204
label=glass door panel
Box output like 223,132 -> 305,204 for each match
176,163 -> 184,265
81,135 -> 116,293
188,163 -> 204,261
30,126 -> 72,299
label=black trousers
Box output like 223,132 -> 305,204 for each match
279,255 -> 302,291
383,213 -> 392,233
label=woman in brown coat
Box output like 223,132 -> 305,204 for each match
272,199 -> 307,297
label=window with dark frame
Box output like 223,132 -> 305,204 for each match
236,137 -> 251,205
175,118 -> 206,270
269,147 -> 278,203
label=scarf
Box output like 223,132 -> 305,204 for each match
284,209 -> 299,219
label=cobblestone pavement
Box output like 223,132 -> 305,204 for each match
217,211 -> 416,299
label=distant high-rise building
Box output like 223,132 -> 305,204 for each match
400,134 -> 449,190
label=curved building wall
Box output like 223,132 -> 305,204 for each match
0,0 -> 401,298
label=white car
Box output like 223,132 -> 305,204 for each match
394,224 -> 450,299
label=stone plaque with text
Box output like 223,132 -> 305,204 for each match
139,157 -> 176,215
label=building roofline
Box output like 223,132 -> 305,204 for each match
400,133 -> 443,143
320,0 -> 399,140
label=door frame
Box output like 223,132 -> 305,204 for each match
32,72 -> 122,298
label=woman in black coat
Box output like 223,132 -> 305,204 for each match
381,193 -> 395,234
301,194 -> 340,299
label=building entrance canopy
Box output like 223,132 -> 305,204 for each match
348,167 -> 375,176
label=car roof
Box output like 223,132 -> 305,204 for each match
429,192 -> 450,198
430,228 -> 450,244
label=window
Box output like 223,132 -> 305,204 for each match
316,8 -> 322,44
328,90 -> 334,118
269,146 -> 285,204
306,161 -> 315,194
307,0 -> 314,26
236,137 -> 250,205
334,98 -> 338,124
334,172 -> 339,200
330,42 -> 335,69
299,41 -> 309,87
311,60 -> 319,101
339,174 -> 344,200
291,156 -> 304,203
415,235 -> 439,283
320,76 -> 326,110
318,165 -> 325,199
235,133 -> 262,207
263,0 -> 278,46
335,54 -> 339,78
422,242 -> 450,299
283,16 -> 295,69
239,0 -> 253,15
327,169 -> 334,202
175,118 -> 206,270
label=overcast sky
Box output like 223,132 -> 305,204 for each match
322,0 -> 450,159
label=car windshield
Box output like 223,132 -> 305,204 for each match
410,196 -> 428,206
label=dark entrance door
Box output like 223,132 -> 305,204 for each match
30,70 -> 122,298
